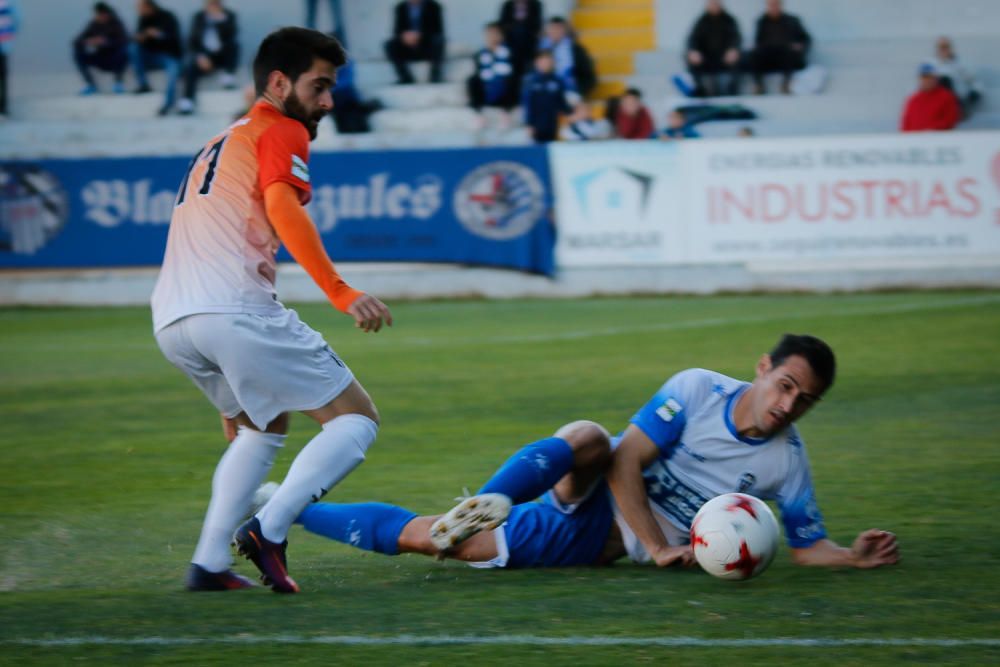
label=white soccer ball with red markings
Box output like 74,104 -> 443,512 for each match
690,493 -> 780,580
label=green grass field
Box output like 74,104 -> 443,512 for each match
2,291 -> 999,665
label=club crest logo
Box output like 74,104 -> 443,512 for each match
452,161 -> 545,240
0,164 -> 70,256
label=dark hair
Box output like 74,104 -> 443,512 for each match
534,48 -> 553,59
769,334 -> 836,392
624,87 -> 642,98
548,16 -> 568,26
253,27 -> 347,96
94,1 -> 114,14
485,21 -> 502,31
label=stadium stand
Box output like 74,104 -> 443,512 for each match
1,0 -> 997,160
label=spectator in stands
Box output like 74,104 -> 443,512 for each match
304,0 -> 344,34
73,2 -> 129,96
747,0 -> 810,95
0,0 -> 17,118
130,0 -> 183,116
932,36 -> 983,117
612,88 -> 654,140
468,22 -> 518,119
521,49 -> 571,143
900,63 -> 961,132
685,0 -> 741,97
559,100 -> 611,141
738,125 -> 754,137
498,0 -> 543,82
538,17 -> 596,98
177,0 -> 239,115
656,109 -> 700,139
384,0 -> 445,84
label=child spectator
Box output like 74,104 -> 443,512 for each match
656,109 -> 700,139
73,2 -> 129,95
932,36 -> 983,117
559,100 -> 611,140
613,88 -> 654,139
521,49 -> 571,143
177,0 -> 239,115
467,22 -> 517,116
685,0 -> 741,97
900,63 -> 961,132
538,17 -> 595,97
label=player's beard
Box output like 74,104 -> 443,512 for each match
284,90 -> 326,140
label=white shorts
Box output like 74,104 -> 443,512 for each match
155,309 -> 355,429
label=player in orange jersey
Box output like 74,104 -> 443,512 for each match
151,27 -> 392,593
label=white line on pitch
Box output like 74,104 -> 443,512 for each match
4,635 -> 1000,648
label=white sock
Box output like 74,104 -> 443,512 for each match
191,427 -> 285,572
256,414 -> 377,543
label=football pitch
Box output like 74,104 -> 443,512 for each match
2,291 -> 998,665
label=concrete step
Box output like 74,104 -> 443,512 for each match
577,0 -> 653,7
578,28 -> 656,54
13,89 -> 247,122
353,58 -> 475,92
593,52 -> 636,77
369,83 -> 467,110
370,106 -> 481,133
571,7 -> 655,30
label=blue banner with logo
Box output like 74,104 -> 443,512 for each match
0,146 -> 555,275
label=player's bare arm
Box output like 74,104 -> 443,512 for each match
606,424 -> 695,568
790,530 -> 899,568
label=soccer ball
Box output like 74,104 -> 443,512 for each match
690,493 -> 780,580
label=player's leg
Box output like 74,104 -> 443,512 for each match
291,501 -> 500,563
251,380 -> 378,545
155,316 -> 286,591
430,420 -> 611,549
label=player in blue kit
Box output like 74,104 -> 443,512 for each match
272,334 -> 899,571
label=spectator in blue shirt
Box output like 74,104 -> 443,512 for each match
656,109 -> 700,139
537,17 -> 595,97
522,49 -> 571,143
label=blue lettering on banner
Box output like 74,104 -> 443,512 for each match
0,146 -> 555,275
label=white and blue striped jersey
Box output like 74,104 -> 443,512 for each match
611,368 -> 827,563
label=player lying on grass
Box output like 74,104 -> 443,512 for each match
151,27 -> 391,594
261,334 -> 899,571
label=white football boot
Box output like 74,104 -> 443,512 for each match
429,492 -> 512,551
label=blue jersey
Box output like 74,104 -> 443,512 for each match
612,368 -> 827,562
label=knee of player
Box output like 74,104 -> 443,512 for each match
554,420 -> 611,456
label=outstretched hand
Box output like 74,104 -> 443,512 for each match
851,529 -> 899,568
347,293 -> 393,333
651,544 -> 697,569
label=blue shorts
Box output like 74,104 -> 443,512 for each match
498,481 -> 614,568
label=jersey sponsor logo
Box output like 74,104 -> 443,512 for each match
453,160 -> 545,241
655,397 -> 683,422
643,460 -> 710,528
737,471 -> 757,492
291,155 -> 310,183
0,164 -> 69,255
307,172 -> 443,232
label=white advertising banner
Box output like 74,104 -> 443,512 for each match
680,132 -> 1000,263
550,141 -> 686,267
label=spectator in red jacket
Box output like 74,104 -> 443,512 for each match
613,88 -> 654,139
900,63 -> 961,132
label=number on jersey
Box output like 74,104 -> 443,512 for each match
175,136 -> 229,206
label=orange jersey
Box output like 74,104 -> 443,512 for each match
151,101 -> 312,332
